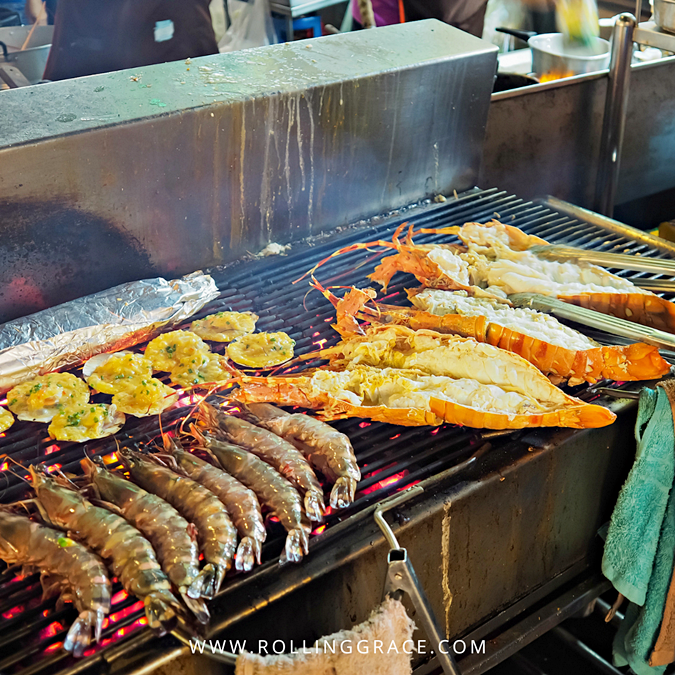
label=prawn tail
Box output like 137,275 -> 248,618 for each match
180,591 -> 210,624
188,563 -> 217,599
252,537 -> 263,566
63,609 -> 97,658
144,590 -> 181,636
330,477 -> 357,510
235,537 -> 256,573
304,490 -> 325,523
280,528 -> 309,565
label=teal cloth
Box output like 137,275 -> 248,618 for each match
613,489 -> 675,674
602,387 -> 675,606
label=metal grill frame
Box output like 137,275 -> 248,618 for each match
0,187 -> 668,675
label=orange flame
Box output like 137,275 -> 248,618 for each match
539,70 -> 575,83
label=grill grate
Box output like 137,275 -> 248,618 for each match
0,188 -> 667,675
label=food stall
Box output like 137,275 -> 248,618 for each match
0,17 -> 674,675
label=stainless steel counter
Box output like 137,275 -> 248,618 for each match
480,55 -> 675,210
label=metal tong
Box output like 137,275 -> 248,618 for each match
508,292 -> 675,351
528,244 -> 675,292
375,486 -> 461,675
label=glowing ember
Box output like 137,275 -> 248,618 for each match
313,339 -> 327,349
312,524 -> 326,535
46,464 -> 62,473
44,641 -> 63,654
39,621 -> 64,640
390,434 -> 401,440
103,452 -> 118,465
111,589 -> 129,605
312,332 -> 320,337
358,421 -> 371,429
109,600 -> 144,623
0,462 -> 8,472
2,605 -> 24,619
360,471 -> 408,495
324,317 -> 332,322
430,428 -> 440,435
45,444 -> 60,455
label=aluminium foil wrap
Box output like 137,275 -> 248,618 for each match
0,272 -> 219,394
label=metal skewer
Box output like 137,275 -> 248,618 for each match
631,278 -> 675,293
507,293 -> 675,351
528,244 -> 675,275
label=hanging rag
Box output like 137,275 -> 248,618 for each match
602,383 -> 675,606
602,380 -> 675,674
235,597 -> 415,675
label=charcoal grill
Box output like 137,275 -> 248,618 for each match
0,187 -> 671,675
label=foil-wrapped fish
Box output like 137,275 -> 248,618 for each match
0,272 -> 218,393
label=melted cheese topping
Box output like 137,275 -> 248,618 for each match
7,373 -> 90,423
145,331 -> 211,372
411,289 -> 597,351
335,326 -> 568,404
0,407 -> 14,433
227,332 -> 295,368
112,379 -> 178,417
48,403 -> 124,442
191,311 -> 258,342
84,352 -> 153,394
309,367 -> 552,416
170,353 -> 231,387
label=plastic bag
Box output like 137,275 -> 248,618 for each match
219,0 -> 277,53
556,0 -> 600,46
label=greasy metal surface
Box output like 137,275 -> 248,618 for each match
0,21 -> 496,322
481,55 -> 675,209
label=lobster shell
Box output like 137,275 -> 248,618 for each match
234,368 -> 616,430
320,286 -> 670,386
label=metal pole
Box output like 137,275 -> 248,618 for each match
595,14 -> 636,217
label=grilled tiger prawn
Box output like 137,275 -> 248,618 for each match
82,457 -> 210,622
29,466 -> 182,635
316,284 -> 670,386
235,326 -> 616,429
118,448 -> 237,595
189,426 -> 310,564
0,510 -> 111,657
160,435 -> 266,572
196,403 -> 326,522
242,402 -> 361,509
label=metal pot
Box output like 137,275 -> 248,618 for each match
496,27 -> 611,78
0,25 -> 53,84
654,0 -> 675,34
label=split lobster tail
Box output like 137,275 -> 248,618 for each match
330,476 -> 357,510
144,590 -> 182,636
63,609 -> 105,658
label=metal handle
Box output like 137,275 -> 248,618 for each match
632,278 -> 675,293
508,292 -> 675,350
595,14 -> 636,216
495,27 -> 536,41
0,41 -> 9,62
383,550 -> 461,675
529,244 -> 675,275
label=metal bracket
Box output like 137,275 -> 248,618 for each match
375,486 -> 462,675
